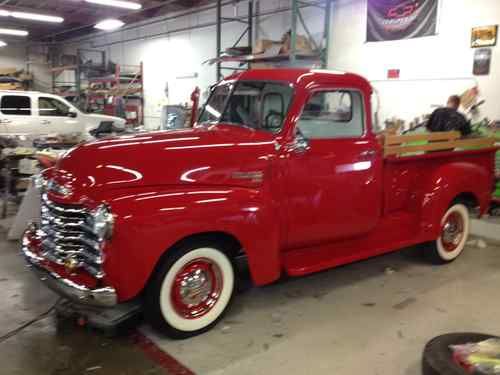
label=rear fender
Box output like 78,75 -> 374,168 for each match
102,187 -> 281,301
419,162 -> 491,239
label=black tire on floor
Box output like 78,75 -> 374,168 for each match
145,238 -> 236,339
422,333 -> 497,375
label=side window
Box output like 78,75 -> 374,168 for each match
298,90 -> 364,139
39,97 -> 70,117
1,95 -> 31,116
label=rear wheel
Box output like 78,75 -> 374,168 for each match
145,241 -> 235,339
427,203 -> 470,264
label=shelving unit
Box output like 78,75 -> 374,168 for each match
51,49 -> 144,127
51,49 -> 107,105
214,0 -> 332,80
87,62 -> 144,127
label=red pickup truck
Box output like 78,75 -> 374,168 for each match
22,69 -> 496,339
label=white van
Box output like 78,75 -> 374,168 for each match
0,91 -> 126,139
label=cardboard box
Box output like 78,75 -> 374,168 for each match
253,39 -> 280,54
280,34 -> 314,54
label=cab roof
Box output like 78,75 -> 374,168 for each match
223,68 -> 373,94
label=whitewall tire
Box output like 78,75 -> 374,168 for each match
428,203 -> 470,264
146,242 -> 235,339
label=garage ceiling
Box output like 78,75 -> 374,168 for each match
0,0 -> 211,42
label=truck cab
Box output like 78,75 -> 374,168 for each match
22,69 -> 496,339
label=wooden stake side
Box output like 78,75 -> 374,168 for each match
385,131 -> 460,146
384,134 -> 495,157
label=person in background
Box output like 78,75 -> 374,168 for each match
446,95 -> 462,111
426,95 -> 472,137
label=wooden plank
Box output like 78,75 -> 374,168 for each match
50,65 -> 77,73
385,131 -> 460,146
385,137 -> 495,157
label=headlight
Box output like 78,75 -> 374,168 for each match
32,173 -> 47,191
89,204 -> 114,241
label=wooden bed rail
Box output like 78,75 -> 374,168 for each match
384,131 -> 495,157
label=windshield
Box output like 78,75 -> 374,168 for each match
198,81 -> 294,132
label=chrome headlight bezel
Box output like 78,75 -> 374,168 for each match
88,204 -> 115,241
32,173 -> 47,191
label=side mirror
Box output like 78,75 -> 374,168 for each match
68,111 -> 77,118
288,129 -> 310,153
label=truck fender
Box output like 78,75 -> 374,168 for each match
419,162 -> 491,238
104,187 -> 282,301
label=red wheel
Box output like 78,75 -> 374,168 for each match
146,243 -> 235,339
427,203 -> 470,264
170,258 -> 224,320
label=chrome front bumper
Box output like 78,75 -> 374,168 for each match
21,226 -> 117,308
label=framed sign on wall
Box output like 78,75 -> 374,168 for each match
471,25 -> 498,48
367,0 -> 439,42
473,48 -> 492,76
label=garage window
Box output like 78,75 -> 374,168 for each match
298,90 -> 364,139
39,97 -> 70,117
0,95 -> 31,116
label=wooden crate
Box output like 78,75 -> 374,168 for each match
384,131 -> 496,157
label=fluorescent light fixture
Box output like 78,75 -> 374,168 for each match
0,28 -> 28,36
86,0 -> 142,10
0,9 -> 63,23
0,41 -> 7,47
95,19 -> 125,31
11,11 -> 64,23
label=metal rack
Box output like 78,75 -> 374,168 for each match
51,48 -> 107,105
87,62 -> 144,126
216,0 -> 254,81
214,0 -> 332,80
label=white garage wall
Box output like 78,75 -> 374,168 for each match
65,0 -> 325,128
329,0 -> 500,127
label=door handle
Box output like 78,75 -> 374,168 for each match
0,119 -> 11,124
359,150 -> 377,158
41,120 -> 50,125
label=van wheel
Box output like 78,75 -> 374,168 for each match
145,241 -> 235,339
427,203 -> 470,264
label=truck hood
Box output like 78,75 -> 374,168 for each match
50,125 -> 278,201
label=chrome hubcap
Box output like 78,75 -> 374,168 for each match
179,269 -> 212,306
441,212 -> 464,252
171,258 -> 223,319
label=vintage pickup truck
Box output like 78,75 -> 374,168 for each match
22,69 -> 497,339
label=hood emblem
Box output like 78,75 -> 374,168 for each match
48,180 -> 72,197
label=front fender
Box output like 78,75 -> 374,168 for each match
101,186 -> 281,301
420,162 -> 492,238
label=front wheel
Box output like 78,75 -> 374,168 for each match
145,242 -> 235,339
427,203 -> 470,264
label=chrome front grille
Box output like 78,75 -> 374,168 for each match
40,194 -> 105,278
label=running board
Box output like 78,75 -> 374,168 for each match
283,213 -> 426,277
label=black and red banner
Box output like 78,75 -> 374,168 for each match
367,0 -> 438,42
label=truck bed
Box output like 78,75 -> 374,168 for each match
382,131 -> 497,217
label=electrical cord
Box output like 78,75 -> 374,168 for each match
0,298 -> 63,344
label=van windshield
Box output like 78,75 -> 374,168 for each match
198,81 -> 294,133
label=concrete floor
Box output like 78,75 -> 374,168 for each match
0,233 -> 165,375
1,227 -> 500,375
